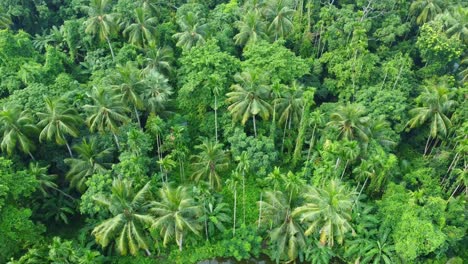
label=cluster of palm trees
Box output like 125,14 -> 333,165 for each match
259,170 -> 356,263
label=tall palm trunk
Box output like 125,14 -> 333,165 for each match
105,36 -> 115,61
134,106 -> 141,128
242,170 -> 246,224
214,94 -> 218,142
258,192 -> 263,229
252,115 -> 257,137
65,141 -> 74,158
113,133 -> 120,150
306,124 -> 317,162
353,175 -> 369,210
233,186 -> 237,236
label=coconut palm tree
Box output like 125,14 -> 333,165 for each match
142,45 -> 174,76
275,81 -> 305,150
293,179 -> 355,246
410,0 -> 444,25
258,190 -> 306,263
123,8 -> 158,48
327,104 -> 370,143
199,197 -> 231,239
227,70 -> 272,137
64,138 -> 113,192
226,172 -> 242,236
234,11 -> 268,46
111,63 -> 145,127
29,163 -> 58,197
264,0 -> 295,40
173,12 -> 208,50
0,8 -> 12,29
345,229 -> 397,264
92,178 -> 155,256
84,86 -> 130,149
235,151 -> 250,224
141,70 -> 173,114
83,0 -> 118,60
37,97 -> 82,157
407,85 -> 456,155
0,105 -> 38,159
151,185 -> 202,251
190,139 -> 229,190
440,6 -> 468,44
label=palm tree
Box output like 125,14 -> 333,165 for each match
410,0 -> 444,25
234,11 -> 268,46
440,6 -> 468,44
111,63 -> 144,127
199,197 -> 231,239
275,81 -> 305,150
227,71 -> 272,137
64,138 -> 113,192
264,0 -> 295,40
407,85 -> 456,155
29,163 -> 58,197
141,70 -> 173,114
173,12 -> 208,50
142,45 -> 174,76
190,139 -> 229,190
235,152 -> 250,224
0,7 -> 12,29
92,178 -> 154,256
258,190 -> 306,263
293,179 -> 355,247
37,97 -> 82,157
226,172 -> 241,236
84,86 -> 130,149
327,104 -> 370,143
83,0 -> 118,60
123,8 -> 158,48
0,105 -> 38,159
345,229 -> 397,264
151,185 -> 202,251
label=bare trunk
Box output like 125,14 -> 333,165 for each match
105,36 -> 115,61
340,160 -> 349,179
28,152 -> 36,161
145,249 -> 151,256
233,187 -> 237,236
281,116 -> 288,153
113,133 -> 120,150
134,106 -> 141,128
258,192 -> 263,229
306,124 -> 317,162
242,170 -> 246,224
65,141 -> 74,158
253,115 -> 257,137
214,95 -> 218,142
353,176 -> 369,210
424,135 -> 432,156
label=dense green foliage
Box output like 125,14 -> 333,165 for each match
0,0 -> 467,263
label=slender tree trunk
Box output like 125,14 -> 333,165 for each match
449,184 -> 460,200
340,160 -> 349,179
204,201 -> 209,240
65,141 -> 74,158
353,176 -> 369,209
306,124 -> 317,162
145,249 -> 151,256
28,152 -> 36,161
233,187 -> 237,236
50,186 -> 76,200
293,105 -> 308,166
270,101 -> 277,141
113,133 -> 120,150
214,95 -> 218,142
178,234 -> 183,251
258,192 -> 263,229
442,152 -> 460,184
281,116 -> 288,153
424,135 -> 432,156
105,36 -> 115,61
134,106 -> 141,128
242,170 -> 246,224
252,115 -> 257,137
392,58 -> 405,90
